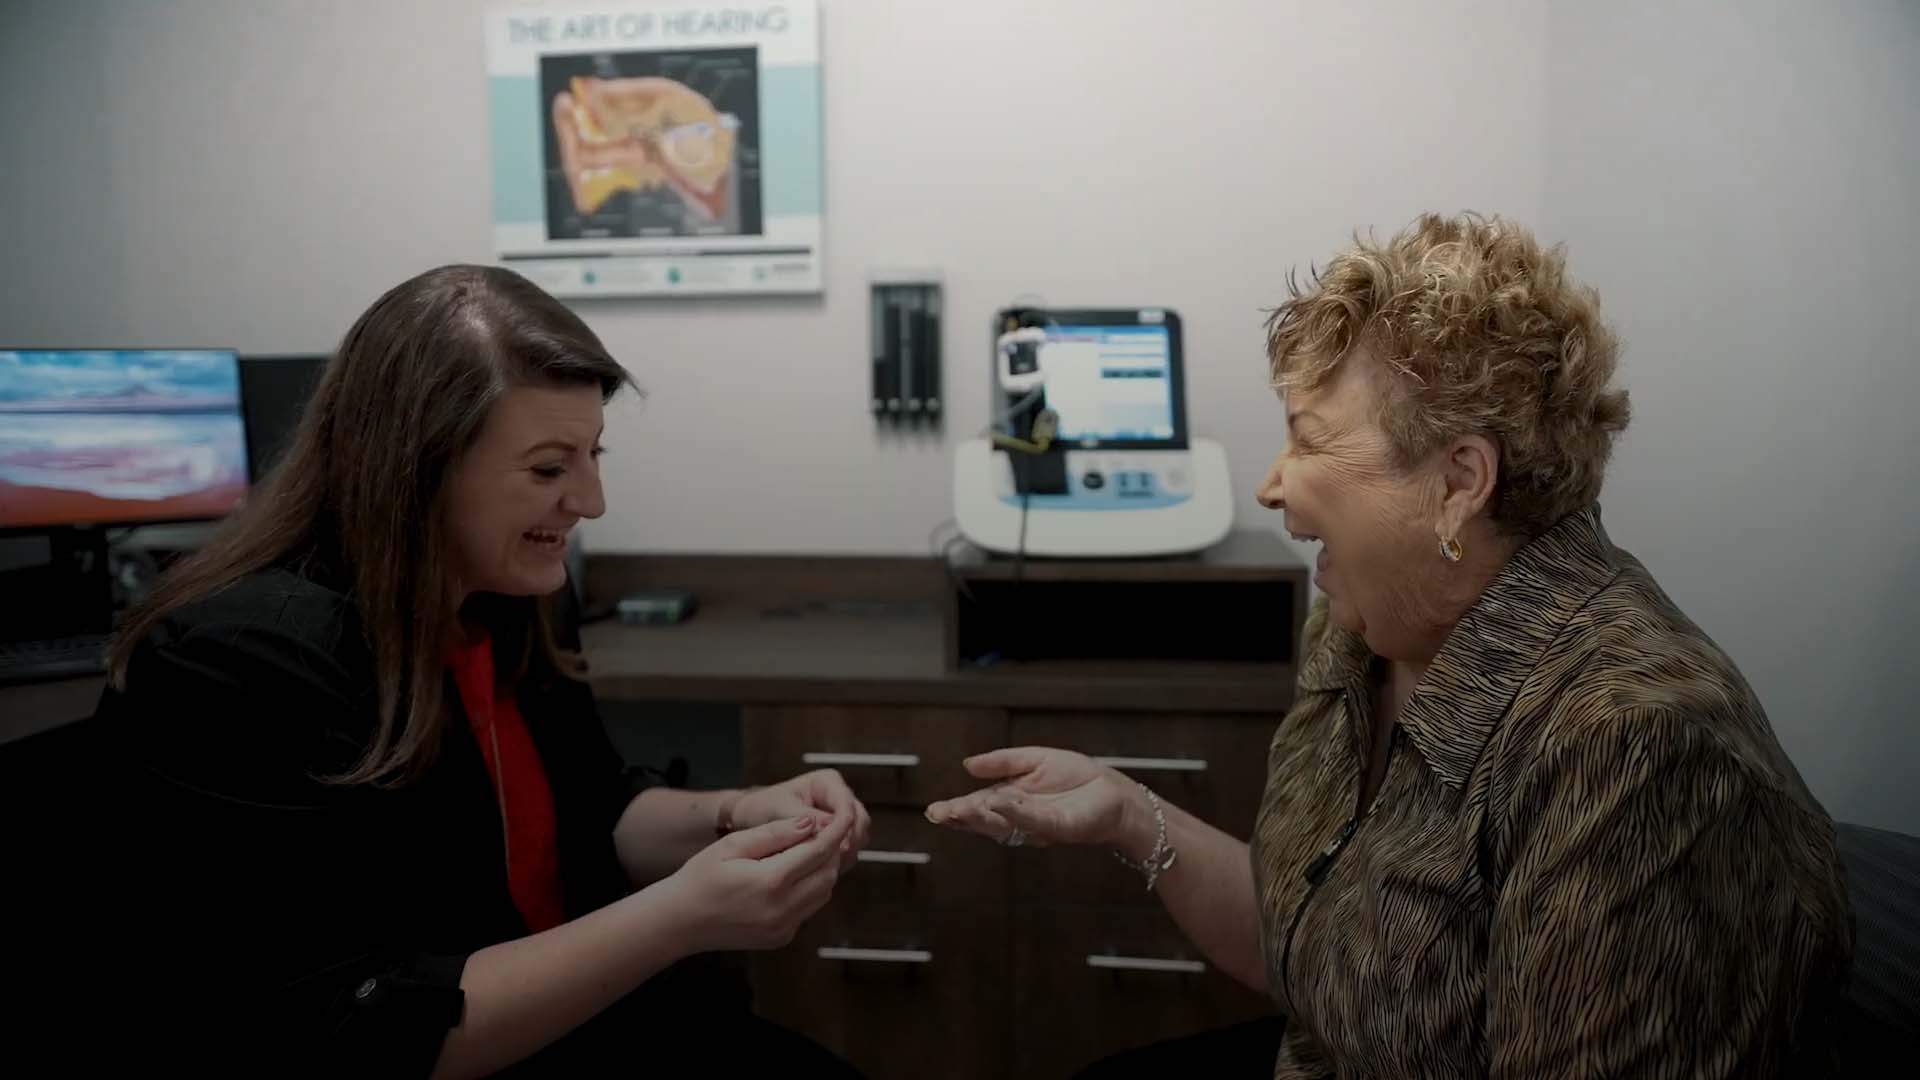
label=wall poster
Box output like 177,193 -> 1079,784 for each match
485,2 -> 822,297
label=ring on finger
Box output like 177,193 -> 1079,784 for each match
1003,827 -> 1026,848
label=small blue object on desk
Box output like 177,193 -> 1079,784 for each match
616,589 -> 698,626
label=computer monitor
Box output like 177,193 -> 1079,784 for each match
0,349 -> 249,530
239,354 -> 327,483
1022,309 -> 1188,450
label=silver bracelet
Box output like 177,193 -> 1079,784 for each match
1112,782 -> 1178,892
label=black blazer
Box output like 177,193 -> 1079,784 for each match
91,566 -> 644,1075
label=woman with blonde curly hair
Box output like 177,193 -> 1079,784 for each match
929,214 -> 1853,1077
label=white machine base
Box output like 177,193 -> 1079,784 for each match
953,438 -> 1233,558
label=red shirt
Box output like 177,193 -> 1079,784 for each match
447,632 -> 567,933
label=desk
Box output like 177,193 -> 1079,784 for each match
0,673 -> 104,746
0,535 -> 1308,1079
582,594 -> 1292,713
581,530 -> 1300,711
584,536 -> 1306,1079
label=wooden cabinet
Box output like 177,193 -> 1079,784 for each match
586,536 -> 1307,1080
742,705 -> 1282,1079
835,808 -> 1008,911
1003,711 -> 1279,1077
744,706 -> 1015,1078
1011,906 -> 1271,1078
1005,711 -> 1273,839
742,704 -> 1007,811
1008,710 -> 1274,905
752,906 -> 1011,1079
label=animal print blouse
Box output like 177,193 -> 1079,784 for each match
1251,506 -> 1851,1078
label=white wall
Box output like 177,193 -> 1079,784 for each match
1544,0 -> 1920,832
0,0 -> 1548,557
5,2 -> 1915,830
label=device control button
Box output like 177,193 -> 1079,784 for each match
1081,471 -> 1106,490
1162,465 -> 1191,491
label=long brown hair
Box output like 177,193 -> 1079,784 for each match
108,265 -> 632,785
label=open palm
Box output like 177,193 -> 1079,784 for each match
924,746 -> 1134,849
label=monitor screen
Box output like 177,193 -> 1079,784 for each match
1030,310 -> 1185,449
240,354 -> 326,483
0,349 -> 249,529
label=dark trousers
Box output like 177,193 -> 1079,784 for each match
508,953 -> 864,1078
1074,1017 -> 1286,1079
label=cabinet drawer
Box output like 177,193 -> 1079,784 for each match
1008,711 -> 1275,904
831,808 -> 1007,919
743,705 -> 1006,809
752,909 -> 1008,1080
1011,905 -> 1273,1078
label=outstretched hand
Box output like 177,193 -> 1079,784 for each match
924,746 -> 1147,853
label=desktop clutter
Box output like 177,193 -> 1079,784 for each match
0,350 -> 324,684
0,300 -> 1306,1080
1,300 -> 1240,684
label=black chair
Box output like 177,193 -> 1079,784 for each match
1835,822 -> 1920,1070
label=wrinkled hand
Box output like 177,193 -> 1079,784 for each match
731,770 -> 871,871
667,813 -> 850,952
924,746 -> 1148,854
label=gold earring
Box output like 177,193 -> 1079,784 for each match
1439,536 -> 1464,562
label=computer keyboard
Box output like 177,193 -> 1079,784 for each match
0,634 -> 110,685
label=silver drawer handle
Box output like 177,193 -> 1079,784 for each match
1086,954 -> 1206,974
803,752 -> 920,768
856,849 -> 932,865
1094,756 -> 1208,773
817,946 -> 933,964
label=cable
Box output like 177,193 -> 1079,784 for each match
998,406 -> 1058,582
987,385 -> 1045,433
1014,488 -> 1030,584
931,517 -> 978,604
991,407 -> 1058,456
985,305 -> 1065,588
988,306 -> 1067,446
926,517 -> 961,556
940,533 -> 978,605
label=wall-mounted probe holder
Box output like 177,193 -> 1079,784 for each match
870,271 -> 942,426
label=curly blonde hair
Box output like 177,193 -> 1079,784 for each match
1264,212 -> 1631,536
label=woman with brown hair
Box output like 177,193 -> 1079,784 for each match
95,265 -> 869,1077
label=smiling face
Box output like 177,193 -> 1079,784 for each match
1255,352 -> 1456,662
445,382 -> 607,601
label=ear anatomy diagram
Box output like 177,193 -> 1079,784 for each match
552,75 -> 740,222
490,1 -> 820,298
